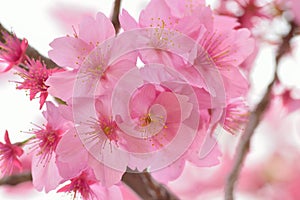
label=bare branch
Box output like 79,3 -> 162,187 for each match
0,172 -> 32,186
111,0 -> 122,34
224,22 -> 298,200
122,172 -> 179,200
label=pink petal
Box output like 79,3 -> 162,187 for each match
130,84 -> 157,118
88,156 -> 124,187
48,37 -> 92,69
79,12 -> 115,46
31,153 -> 63,192
56,128 -> 88,180
46,70 -> 76,102
119,9 -> 139,30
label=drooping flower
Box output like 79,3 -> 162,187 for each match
0,31 -> 28,72
120,0 -> 253,101
47,11 -> 136,104
216,0 -> 272,29
58,170 -> 97,200
57,169 -> 122,200
15,58 -> 57,109
55,95 -> 126,187
0,130 -> 24,176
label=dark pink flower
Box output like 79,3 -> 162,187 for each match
15,59 -> 56,109
0,130 -> 24,176
0,31 -> 28,72
57,169 -> 122,200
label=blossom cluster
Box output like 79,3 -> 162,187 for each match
0,0 -> 299,199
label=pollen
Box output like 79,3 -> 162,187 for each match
103,125 -> 113,136
148,17 -> 176,48
140,114 -> 152,127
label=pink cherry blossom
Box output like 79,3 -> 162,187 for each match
220,98 -> 249,135
57,169 -> 97,200
0,31 -> 28,72
30,101 -> 71,192
50,4 -> 96,33
216,0 -> 272,29
15,59 -> 57,109
56,127 -> 125,187
0,130 -> 24,176
48,12 -> 115,70
57,169 -> 122,200
120,0 -> 254,69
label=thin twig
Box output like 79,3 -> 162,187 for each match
111,0 -> 122,34
224,21 -> 297,200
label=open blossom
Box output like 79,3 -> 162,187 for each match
15,59 -> 56,109
48,12 -> 115,70
31,101 -> 71,192
47,11 -> 136,103
55,95 -> 126,187
0,31 -> 28,72
0,130 -> 24,176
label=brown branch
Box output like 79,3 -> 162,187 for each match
224,21 -> 297,200
111,0 -> 122,34
0,23 -> 59,69
122,172 -> 179,200
0,172 -> 32,186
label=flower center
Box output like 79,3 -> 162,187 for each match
103,125 -> 113,136
140,114 -> 152,127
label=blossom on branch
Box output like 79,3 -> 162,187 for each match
0,31 -> 28,72
15,59 -> 57,109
